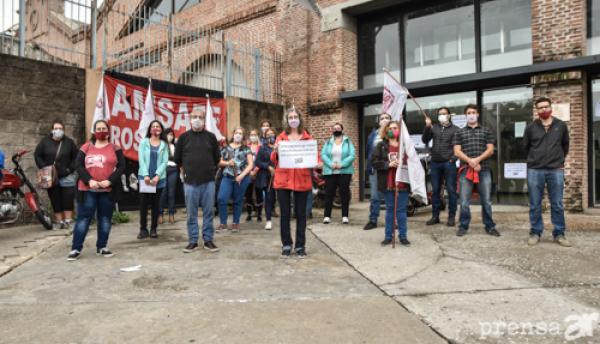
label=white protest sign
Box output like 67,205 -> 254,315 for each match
278,140 -> 318,169
504,163 -> 527,179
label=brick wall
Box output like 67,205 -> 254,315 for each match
0,53 -> 86,212
531,0 -> 588,211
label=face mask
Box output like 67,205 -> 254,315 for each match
167,134 -> 174,143
151,128 -> 161,136
191,118 -> 204,130
380,118 -> 390,128
233,134 -> 243,143
466,114 -> 478,124
538,110 -> 552,120
52,129 -> 64,139
249,135 -> 259,143
387,129 -> 399,139
288,118 -> 300,129
95,131 -> 109,141
261,127 -> 269,134
333,130 -> 343,137
438,114 -> 449,125
267,136 -> 276,145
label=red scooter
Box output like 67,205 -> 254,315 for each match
0,150 -> 53,229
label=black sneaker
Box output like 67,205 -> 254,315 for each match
257,215 -> 262,222
149,228 -> 158,238
137,229 -> 149,239
67,250 -> 80,261
295,247 -> 307,259
96,248 -> 114,258
381,238 -> 392,246
486,228 -> 501,237
246,214 -> 252,222
363,221 -> 377,231
456,228 -> 468,237
203,241 -> 219,252
280,247 -> 291,259
426,217 -> 440,225
446,218 -> 456,227
400,239 -> 411,246
183,243 -> 198,253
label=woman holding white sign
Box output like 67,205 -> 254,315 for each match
271,108 -> 314,258
137,120 -> 169,239
371,120 -> 411,247
217,127 -> 254,232
320,122 -> 356,225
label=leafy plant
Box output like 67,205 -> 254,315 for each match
112,211 -> 130,224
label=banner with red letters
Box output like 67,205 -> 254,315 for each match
102,75 -> 227,161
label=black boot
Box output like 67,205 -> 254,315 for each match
246,204 -> 253,222
256,206 -> 263,222
426,217 -> 440,225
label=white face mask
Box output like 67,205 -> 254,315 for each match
438,114 -> 449,125
249,135 -> 259,143
288,118 -> 300,129
52,129 -> 64,139
261,127 -> 269,134
191,118 -> 204,130
379,118 -> 390,128
167,134 -> 174,143
233,133 -> 243,143
466,114 -> 478,124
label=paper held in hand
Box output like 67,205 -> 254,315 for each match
139,181 -> 157,194
278,140 -> 318,169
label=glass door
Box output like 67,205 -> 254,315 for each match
592,79 -> 600,205
482,86 -> 533,205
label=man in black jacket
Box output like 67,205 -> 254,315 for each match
523,97 -> 571,247
423,107 -> 459,227
174,109 -> 221,253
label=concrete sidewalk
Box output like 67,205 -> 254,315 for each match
0,211 -> 445,344
310,203 -> 600,343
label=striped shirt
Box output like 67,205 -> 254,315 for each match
453,125 -> 495,169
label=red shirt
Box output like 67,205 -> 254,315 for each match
78,143 -> 118,192
386,144 -> 409,191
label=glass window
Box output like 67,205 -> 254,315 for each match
592,79 -> 600,205
404,0 -> 476,82
482,86 -> 532,205
589,0 -> 600,55
481,0 -> 532,71
175,0 -> 201,12
405,91 -> 477,137
359,18 -> 401,88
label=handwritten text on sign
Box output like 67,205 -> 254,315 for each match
278,140 -> 318,169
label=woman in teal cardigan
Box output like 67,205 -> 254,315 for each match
137,120 -> 169,239
320,122 -> 356,225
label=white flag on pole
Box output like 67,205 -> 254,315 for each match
136,84 -> 156,140
205,96 -> 225,141
382,70 -> 427,205
91,77 -> 110,133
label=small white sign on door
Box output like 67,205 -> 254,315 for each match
504,163 -> 527,179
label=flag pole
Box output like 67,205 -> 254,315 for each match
383,68 -> 430,120
392,187 -> 397,249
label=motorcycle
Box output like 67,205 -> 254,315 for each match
0,150 -> 53,229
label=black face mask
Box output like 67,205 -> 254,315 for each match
333,130 -> 343,137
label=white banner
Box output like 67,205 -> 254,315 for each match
278,140 -> 318,169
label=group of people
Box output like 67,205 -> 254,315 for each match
363,97 -> 571,248
32,95 -> 572,262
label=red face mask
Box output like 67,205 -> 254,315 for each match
393,129 -> 400,138
539,110 -> 552,120
95,132 -> 109,141
151,128 -> 162,136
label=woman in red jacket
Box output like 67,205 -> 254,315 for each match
271,108 -> 313,258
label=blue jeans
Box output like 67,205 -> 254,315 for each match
217,175 -> 251,225
160,166 -> 178,216
72,191 -> 114,251
458,169 -> 495,231
527,168 -> 565,237
368,173 -> 383,223
383,190 -> 409,240
259,187 -> 276,221
184,182 -> 215,244
430,161 -> 458,219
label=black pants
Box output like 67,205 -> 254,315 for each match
277,189 -> 308,249
47,185 -> 75,213
140,188 -> 163,231
324,174 -> 352,218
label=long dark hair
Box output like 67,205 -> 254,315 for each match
163,127 -> 174,143
91,120 -> 110,143
146,120 -> 166,142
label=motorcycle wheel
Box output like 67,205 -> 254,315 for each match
35,207 -> 53,230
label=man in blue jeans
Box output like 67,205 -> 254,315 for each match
174,109 -> 221,253
453,104 -> 500,237
363,113 -> 390,231
423,107 -> 459,227
523,97 -> 571,247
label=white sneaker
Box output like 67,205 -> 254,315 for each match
342,217 -> 349,224
323,217 -> 331,224
265,221 -> 272,230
